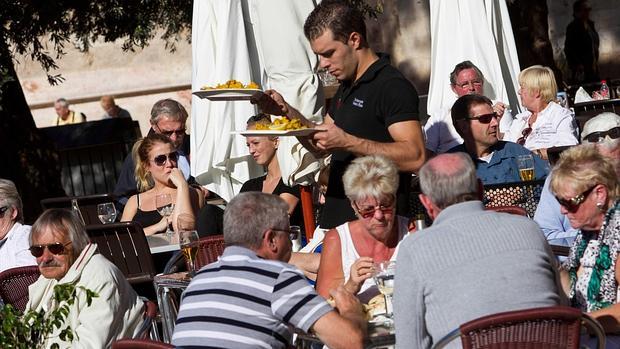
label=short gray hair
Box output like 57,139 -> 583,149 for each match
419,152 -> 479,209
223,192 -> 289,249
450,61 -> 484,85
54,98 -> 69,107
0,179 -> 23,223
150,99 -> 188,125
30,209 -> 91,255
343,155 -> 399,202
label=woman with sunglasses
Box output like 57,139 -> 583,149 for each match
504,65 -> 579,159
315,155 -> 414,301
121,134 -> 203,235
550,145 -> 620,332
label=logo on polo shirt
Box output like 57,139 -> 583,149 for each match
352,98 -> 364,108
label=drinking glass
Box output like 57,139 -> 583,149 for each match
155,194 -> 175,238
316,68 -> 338,86
373,261 -> 396,320
179,230 -> 200,276
290,225 -> 302,252
517,154 -> 535,181
97,202 -> 117,224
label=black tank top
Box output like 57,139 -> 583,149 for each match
133,193 -> 162,228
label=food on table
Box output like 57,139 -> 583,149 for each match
200,80 -> 261,90
254,116 -> 307,131
364,294 -> 386,319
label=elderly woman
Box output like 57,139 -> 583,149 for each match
0,179 -> 36,272
504,65 -> 579,158
121,133 -> 203,235
550,145 -> 620,332
316,155 -> 413,300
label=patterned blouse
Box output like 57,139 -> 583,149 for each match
562,200 -> 620,312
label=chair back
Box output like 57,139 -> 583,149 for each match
112,339 -> 173,349
485,205 -> 528,216
133,299 -> 159,340
41,193 -> 116,225
86,222 -> 156,284
194,234 -> 226,270
0,265 -> 41,313
482,179 -> 545,217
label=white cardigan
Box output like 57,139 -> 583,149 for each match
0,222 -> 36,273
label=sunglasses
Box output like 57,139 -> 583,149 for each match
517,126 -> 533,146
455,80 -> 483,89
353,197 -> 395,219
555,185 -> 597,212
29,241 -> 72,258
467,113 -> 499,124
583,127 -> 620,143
0,206 -> 8,218
155,124 -> 186,138
152,151 -> 179,166
271,228 -> 299,241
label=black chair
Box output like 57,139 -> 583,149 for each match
0,266 -> 41,313
482,179 -> 545,218
134,299 -> 160,341
41,193 -> 116,225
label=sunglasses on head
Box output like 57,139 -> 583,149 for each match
152,151 -> 179,166
353,197 -> 395,219
583,127 -> 620,143
517,127 -> 533,146
29,241 -> 72,258
555,185 -> 597,212
467,113 -> 498,124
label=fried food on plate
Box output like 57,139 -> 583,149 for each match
201,80 -> 261,90
254,116 -> 307,131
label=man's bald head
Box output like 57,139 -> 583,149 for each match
419,153 -> 480,210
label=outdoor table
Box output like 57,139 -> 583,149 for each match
153,271 -> 191,343
295,319 -> 395,348
147,233 -> 180,254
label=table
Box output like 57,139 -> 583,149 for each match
295,319 -> 395,348
147,233 -> 180,254
153,272 -> 191,343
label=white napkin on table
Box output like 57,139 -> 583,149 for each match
574,87 -> 594,103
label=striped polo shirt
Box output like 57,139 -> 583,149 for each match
172,245 -> 333,349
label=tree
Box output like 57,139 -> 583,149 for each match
0,0 -> 192,222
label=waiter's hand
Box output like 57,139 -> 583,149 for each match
251,89 -> 288,116
312,123 -> 351,151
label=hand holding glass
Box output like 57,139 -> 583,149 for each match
97,202 -> 117,224
373,261 -> 396,319
517,154 -> 535,181
155,194 -> 175,237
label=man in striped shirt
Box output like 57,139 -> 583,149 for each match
172,192 -> 366,349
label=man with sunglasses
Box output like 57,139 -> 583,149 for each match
114,99 -> 193,207
534,112 -> 620,247
0,179 -> 36,273
26,209 -> 143,348
173,192 -> 366,349
447,94 -> 549,184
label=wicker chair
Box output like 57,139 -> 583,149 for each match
432,306 -> 605,349
112,339 -> 173,349
194,234 -> 226,270
0,265 -> 41,313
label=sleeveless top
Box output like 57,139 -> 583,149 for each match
336,215 -> 410,295
132,193 -> 163,229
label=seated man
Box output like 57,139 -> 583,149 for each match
394,153 -> 564,348
447,94 -> 549,184
0,179 -> 36,273
173,192 -> 366,349
100,95 -> 131,119
26,209 -> 143,348
54,98 -> 86,126
534,112 -> 620,246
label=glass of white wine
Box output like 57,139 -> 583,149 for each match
179,230 -> 200,276
97,202 -> 117,224
373,260 -> 396,320
155,193 -> 175,238
517,154 -> 535,181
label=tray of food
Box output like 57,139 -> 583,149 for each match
194,80 -> 263,101
232,116 -> 321,137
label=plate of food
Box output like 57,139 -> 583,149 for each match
233,116 -> 321,137
194,80 -> 263,101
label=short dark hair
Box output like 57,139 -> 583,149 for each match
304,1 -> 366,43
451,94 -> 493,124
449,61 -> 484,85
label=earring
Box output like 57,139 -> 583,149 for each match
596,202 -> 605,211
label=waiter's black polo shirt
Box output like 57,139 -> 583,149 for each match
320,53 -> 420,229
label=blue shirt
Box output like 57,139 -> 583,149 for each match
448,141 -> 549,185
534,175 -> 577,246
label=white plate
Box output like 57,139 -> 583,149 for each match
232,129 -> 321,137
193,88 -> 263,101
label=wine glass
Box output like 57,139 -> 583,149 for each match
179,230 -> 200,276
97,202 -> 117,224
373,261 -> 396,320
155,194 -> 175,238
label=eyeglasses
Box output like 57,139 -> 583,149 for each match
353,198 -> 395,219
0,206 -> 9,218
517,127 -> 533,146
271,228 -> 299,241
152,151 -> 179,166
155,124 -> 185,138
29,241 -> 72,258
467,113 -> 499,124
583,127 -> 620,143
455,80 -> 483,89
555,185 -> 597,212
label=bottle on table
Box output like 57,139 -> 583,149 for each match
600,80 -> 610,100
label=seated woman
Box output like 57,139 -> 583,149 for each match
550,144 -> 620,332
503,65 -> 579,159
121,133 -> 203,235
316,155 -> 414,300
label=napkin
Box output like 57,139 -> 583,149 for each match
574,87 -> 594,103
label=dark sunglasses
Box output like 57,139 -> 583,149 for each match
555,185 -> 597,212
152,151 -> 179,166
583,127 -> 620,143
353,197 -> 395,219
271,228 -> 299,241
467,113 -> 499,124
517,127 -> 533,146
155,124 -> 186,138
29,241 -> 72,258
0,206 -> 9,218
